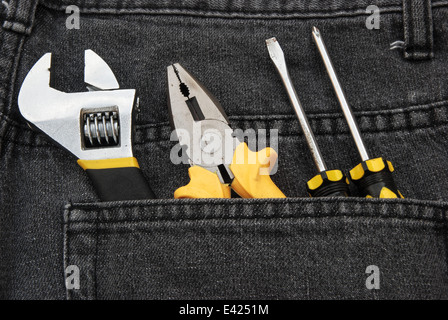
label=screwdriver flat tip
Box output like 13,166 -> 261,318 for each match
266,38 -> 282,59
266,37 -> 289,77
265,37 -> 327,173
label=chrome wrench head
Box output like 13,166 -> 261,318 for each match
18,50 -> 137,160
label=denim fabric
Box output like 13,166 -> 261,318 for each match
1,0 -> 448,299
64,198 -> 448,299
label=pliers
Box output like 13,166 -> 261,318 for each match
167,63 -> 286,199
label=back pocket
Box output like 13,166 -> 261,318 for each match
63,198 -> 448,300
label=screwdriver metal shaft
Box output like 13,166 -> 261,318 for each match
267,37 -> 350,197
312,27 -> 370,162
312,27 -> 403,199
266,37 -> 327,172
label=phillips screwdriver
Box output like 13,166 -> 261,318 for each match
312,27 -> 403,198
266,37 -> 350,197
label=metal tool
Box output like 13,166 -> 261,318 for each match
18,50 -> 155,201
312,27 -> 403,198
167,63 -> 285,198
266,37 -> 349,197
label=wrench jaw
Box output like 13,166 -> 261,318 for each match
84,49 -> 120,90
18,50 -> 136,161
18,50 -> 156,200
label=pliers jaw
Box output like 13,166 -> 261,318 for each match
167,64 -> 286,199
167,63 -> 229,125
167,63 -> 238,183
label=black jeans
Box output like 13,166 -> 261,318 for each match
1,0 -> 448,299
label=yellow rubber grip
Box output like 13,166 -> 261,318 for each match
229,142 -> 286,198
77,157 -> 140,170
307,169 -> 344,190
365,188 -> 404,199
174,166 -> 231,199
349,158 -> 404,199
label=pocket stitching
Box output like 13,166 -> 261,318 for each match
65,198 -> 448,224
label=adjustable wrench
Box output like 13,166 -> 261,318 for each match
18,50 -> 155,201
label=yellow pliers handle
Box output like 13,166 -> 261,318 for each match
174,166 -> 232,198
174,142 -> 286,199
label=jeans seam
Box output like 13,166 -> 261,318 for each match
2,118 -> 447,148
66,215 -> 447,226
63,205 -> 71,300
4,96 -> 448,130
39,1 -> 448,19
0,32 -> 22,115
40,5 -> 402,19
2,100 -> 448,147
73,199 -> 448,208
0,29 -> 6,117
64,197 -> 448,221
4,35 -> 24,116
443,208 -> 448,284
94,210 -> 99,300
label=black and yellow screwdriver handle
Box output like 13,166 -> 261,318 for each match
306,169 -> 350,197
77,157 -> 156,201
349,157 -> 403,199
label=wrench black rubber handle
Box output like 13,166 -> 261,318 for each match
78,157 -> 156,201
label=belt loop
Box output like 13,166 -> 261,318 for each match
402,0 -> 434,60
2,0 -> 39,35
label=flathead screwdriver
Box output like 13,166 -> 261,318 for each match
312,27 -> 403,198
266,37 -> 349,197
